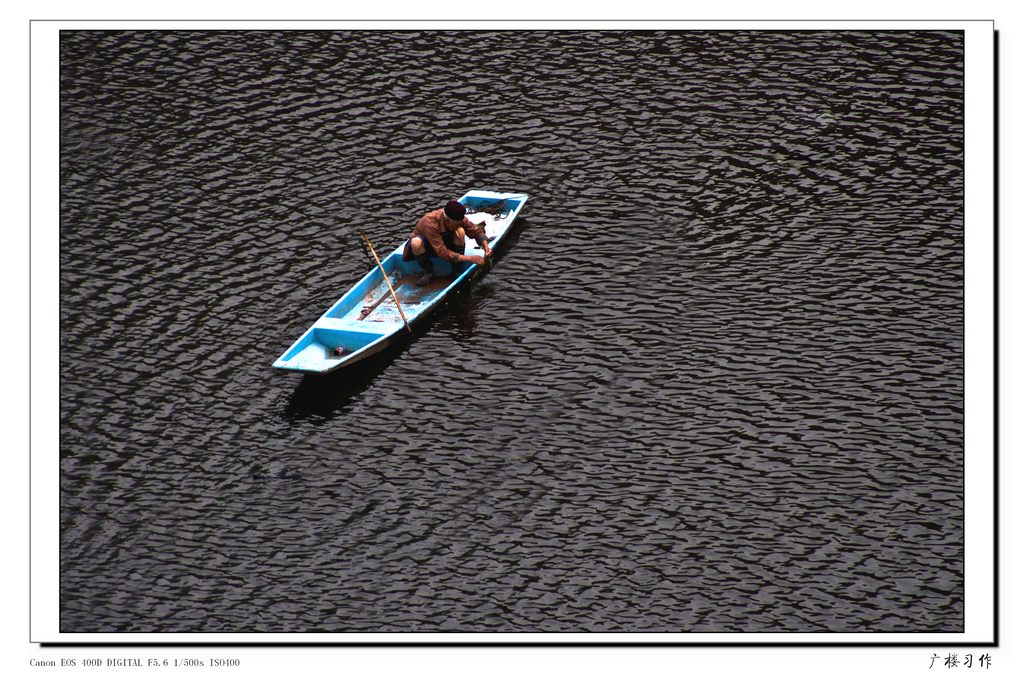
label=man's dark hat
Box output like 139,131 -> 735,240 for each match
444,200 -> 466,220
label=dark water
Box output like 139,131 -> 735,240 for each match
59,30 -> 964,633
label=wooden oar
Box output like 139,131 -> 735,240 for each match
358,230 -> 412,334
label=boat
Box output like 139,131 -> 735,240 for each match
272,189 -> 529,374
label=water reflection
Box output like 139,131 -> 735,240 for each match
283,336 -> 412,420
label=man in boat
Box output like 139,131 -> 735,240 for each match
402,200 -> 491,286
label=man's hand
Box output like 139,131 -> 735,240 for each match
481,241 -> 492,257
464,255 -> 486,267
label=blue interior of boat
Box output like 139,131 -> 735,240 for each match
461,195 -> 523,213
323,255 -> 401,320
279,327 -> 387,362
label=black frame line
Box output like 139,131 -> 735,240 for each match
33,20 -> 998,649
992,28 -> 1001,650
28,19 -> 998,22
39,640 -> 1002,648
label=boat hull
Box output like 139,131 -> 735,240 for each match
273,190 -> 528,374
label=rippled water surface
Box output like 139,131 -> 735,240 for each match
59,30 -> 964,633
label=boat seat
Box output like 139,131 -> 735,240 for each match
316,316 -> 398,332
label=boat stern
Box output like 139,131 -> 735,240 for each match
272,325 -> 393,374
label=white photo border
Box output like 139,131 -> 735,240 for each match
30,18 -> 996,645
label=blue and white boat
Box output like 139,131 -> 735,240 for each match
273,190 -> 529,374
